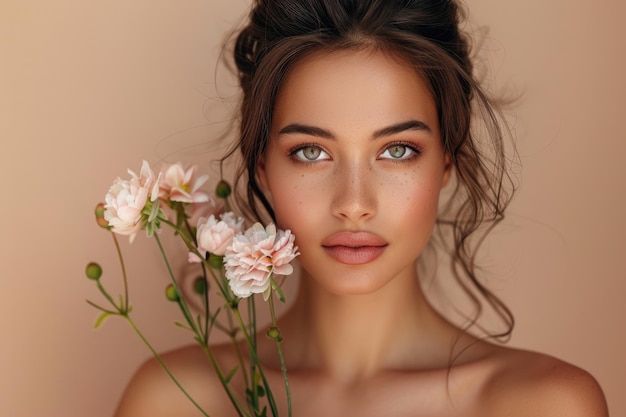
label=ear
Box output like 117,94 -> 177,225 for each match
441,152 -> 453,188
256,154 -> 270,191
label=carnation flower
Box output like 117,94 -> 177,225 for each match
159,162 -> 210,204
191,212 -> 245,262
224,223 -> 299,299
103,160 -> 161,242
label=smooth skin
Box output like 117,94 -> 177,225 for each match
114,49 -> 608,417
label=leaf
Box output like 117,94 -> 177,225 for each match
174,321 -> 192,331
85,300 -> 116,314
224,366 -> 239,383
209,307 -> 222,323
94,312 -> 112,329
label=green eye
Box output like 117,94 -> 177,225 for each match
292,145 -> 329,162
380,143 -> 418,160
388,145 -> 407,158
302,146 -> 321,160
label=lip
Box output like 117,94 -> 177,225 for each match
322,231 -> 388,265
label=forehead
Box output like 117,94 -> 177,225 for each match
272,48 -> 439,134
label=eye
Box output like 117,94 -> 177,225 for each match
378,143 -> 420,161
291,145 -> 330,162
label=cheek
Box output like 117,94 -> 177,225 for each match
267,174 -> 324,231
383,173 -> 442,237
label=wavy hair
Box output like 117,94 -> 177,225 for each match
222,0 -> 516,340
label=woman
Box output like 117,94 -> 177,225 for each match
115,0 -> 608,415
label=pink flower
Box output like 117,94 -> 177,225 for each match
224,223 -> 299,299
159,162 -> 210,204
104,161 -> 161,242
191,212 -> 245,261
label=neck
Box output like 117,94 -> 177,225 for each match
276,266 -> 459,382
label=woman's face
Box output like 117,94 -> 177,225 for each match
258,49 -> 451,295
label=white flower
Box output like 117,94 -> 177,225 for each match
224,223 -> 299,299
103,161 -> 161,242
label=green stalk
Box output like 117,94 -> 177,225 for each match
153,233 -> 201,337
232,307 -> 279,417
268,293 -> 292,417
197,343 -> 251,417
247,296 -> 259,410
111,232 -> 129,311
153,233 -> 251,417
225,307 -> 251,409
123,314 -> 211,417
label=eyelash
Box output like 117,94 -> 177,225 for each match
287,141 -> 423,163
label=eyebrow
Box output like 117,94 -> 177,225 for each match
277,119 -> 432,140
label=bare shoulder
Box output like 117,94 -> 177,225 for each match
482,347 -> 608,417
114,343 -> 239,417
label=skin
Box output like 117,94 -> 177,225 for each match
114,49 -> 608,417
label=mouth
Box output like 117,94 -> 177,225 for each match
321,231 -> 388,265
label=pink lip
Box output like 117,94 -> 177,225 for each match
322,231 -> 388,265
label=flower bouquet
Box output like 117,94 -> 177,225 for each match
85,161 -> 299,417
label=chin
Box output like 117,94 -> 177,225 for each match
301,267 -> 398,297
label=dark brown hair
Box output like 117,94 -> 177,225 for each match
223,0 -> 516,339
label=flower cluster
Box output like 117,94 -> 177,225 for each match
89,160 -> 299,417
101,160 -> 299,299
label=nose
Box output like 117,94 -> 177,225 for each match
331,160 -> 377,223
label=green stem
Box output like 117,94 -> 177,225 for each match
96,279 -> 119,311
201,264 -> 210,345
225,308 -> 251,399
197,343 -> 252,417
268,293 -> 292,417
152,224 -> 251,417
232,307 -> 279,417
123,315 -> 211,417
111,232 -> 129,311
153,233 -> 202,339
247,296 -> 259,410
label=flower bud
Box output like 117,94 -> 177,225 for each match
85,262 -> 103,280
266,326 -> 282,341
94,203 -> 110,229
165,284 -> 179,302
193,276 -> 207,295
215,180 -> 231,199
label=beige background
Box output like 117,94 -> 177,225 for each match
1,1 -> 624,416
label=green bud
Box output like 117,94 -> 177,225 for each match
215,180 -> 231,199
94,203 -> 109,229
85,262 -> 103,280
266,326 -> 281,341
193,276 -> 207,295
208,254 -> 224,270
165,284 -> 179,302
